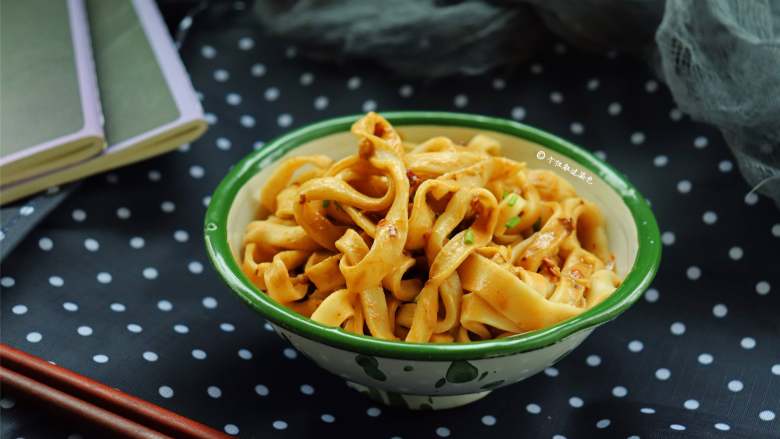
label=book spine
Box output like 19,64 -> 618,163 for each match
68,0 -> 105,143
133,0 -> 204,123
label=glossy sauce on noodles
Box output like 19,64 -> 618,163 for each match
241,113 -> 621,343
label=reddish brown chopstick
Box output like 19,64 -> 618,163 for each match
0,366 -> 169,438
0,343 -> 229,439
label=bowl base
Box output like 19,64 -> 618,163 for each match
346,381 -> 492,410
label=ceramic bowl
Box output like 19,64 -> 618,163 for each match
205,112 -> 661,410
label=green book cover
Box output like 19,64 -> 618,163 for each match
1,0 -> 207,204
0,0 -> 105,185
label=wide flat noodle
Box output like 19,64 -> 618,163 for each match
241,112 -> 622,343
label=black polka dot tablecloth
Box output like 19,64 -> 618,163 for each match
1,8 -> 779,439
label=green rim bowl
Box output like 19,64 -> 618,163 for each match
204,111 -> 661,361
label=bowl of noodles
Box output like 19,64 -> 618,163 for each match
205,112 -> 661,409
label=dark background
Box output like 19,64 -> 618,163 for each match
1,2 -> 778,438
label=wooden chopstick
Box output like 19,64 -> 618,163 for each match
0,366 -> 170,438
0,343 -> 229,439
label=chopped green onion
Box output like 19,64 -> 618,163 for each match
505,216 -> 521,229
507,193 -> 518,207
464,229 -> 475,245
322,200 -> 330,208
502,190 -> 510,199
532,218 -> 542,232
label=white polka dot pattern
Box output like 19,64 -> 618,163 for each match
1,33 -> 777,439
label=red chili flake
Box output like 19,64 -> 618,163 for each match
371,120 -> 386,137
471,196 -> 485,216
559,217 -> 574,232
407,171 -> 422,197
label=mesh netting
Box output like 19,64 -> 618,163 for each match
255,0 -> 780,207
656,0 -> 780,205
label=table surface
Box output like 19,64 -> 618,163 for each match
1,8 -> 779,439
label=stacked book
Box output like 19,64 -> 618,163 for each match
0,0 -> 207,204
